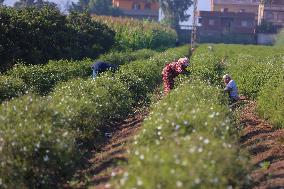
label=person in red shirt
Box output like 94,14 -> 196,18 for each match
162,57 -> 190,95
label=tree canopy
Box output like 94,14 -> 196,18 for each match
158,0 -> 193,31
69,0 -> 123,16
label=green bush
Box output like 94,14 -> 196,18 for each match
191,44 -> 284,98
112,80 -> 249,189
92,16 -> 177,51
257,73 -> 284,128
5,49 -> 155,96
0,75 -> 27,102
0,95 -> 79,189
0,6 -> 115,71
191,44 -> 284,129
50,77 -> 133,143
0,46 -> 189,188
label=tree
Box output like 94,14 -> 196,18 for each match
69,0 -> 123,16
156,0 -> 193,32
69,0 -> 89,12
0,0 -> 4,6
14,0 -> 56,9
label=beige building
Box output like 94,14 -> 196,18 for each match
211,0 -> 260,19
258,0 -> 284,28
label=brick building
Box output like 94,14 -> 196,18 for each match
198,11 -> 256,43
112,0 -> 159,20
258,0 -> 284,28
211,0 -> 260,20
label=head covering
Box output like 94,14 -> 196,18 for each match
223,74 -> 231,79
178,57 -> 189,66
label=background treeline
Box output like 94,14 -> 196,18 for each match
0,6 -> 177,72
0,6 -> 115,72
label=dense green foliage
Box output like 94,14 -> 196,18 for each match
0,75 -> 27,101
191,44 -> 284,128
0,6 -> 115,71
1,49 -> 155,99
112,80 -> 249,189
274,29 -> 284,46
92,16 -> 177,51
0,46 -> 188,188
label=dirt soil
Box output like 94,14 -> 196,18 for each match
239,101 -> 284,189
64,110 -> 148,189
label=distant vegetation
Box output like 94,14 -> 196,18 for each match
92,16 -> 177,51
274,29 -> 284,46
0,6 -> 115,71
0,6 -> 177,72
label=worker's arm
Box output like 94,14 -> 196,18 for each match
223,85 -> 232,95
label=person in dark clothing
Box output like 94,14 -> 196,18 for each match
91,61 -> 118,79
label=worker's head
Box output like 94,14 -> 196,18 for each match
178,57 -> 189,67
223,74 -> 231,84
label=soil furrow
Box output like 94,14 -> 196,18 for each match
239,101 -> 284,188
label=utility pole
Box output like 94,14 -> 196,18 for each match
190,0 -> 198,52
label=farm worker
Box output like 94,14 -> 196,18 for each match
162,57 -> 190,95
223,74 -> 240,104
91,61 -> 118,79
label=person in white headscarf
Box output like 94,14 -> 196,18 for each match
223,74 -> 239,104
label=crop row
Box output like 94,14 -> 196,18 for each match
0,49 -> 155,101
111,79 -> 250,189
191,44 -> 284,128
0,46 -> 188,188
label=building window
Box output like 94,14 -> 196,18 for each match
221,8 -> 228,12
241,20 -> 248,27
145,3 -> 151,10
277,13 -> 284,20
265,12 -> 274,20
209,19 -> 215,26
132,3 -> 141,10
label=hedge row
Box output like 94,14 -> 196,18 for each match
0,49 -> 155,101
92,16 -> 177,51
111,80 -> 250,189
191,44 -> 284,128
0,46 -> 188,188
0,6 -> 115,71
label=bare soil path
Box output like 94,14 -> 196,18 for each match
239,101 -> 284,189
64,110 -> 148,189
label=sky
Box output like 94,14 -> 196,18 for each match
4,0 -> 211,12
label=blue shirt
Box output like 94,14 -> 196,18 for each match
224,80 -> 239,100
92,61 -> 118,73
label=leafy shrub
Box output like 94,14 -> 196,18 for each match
192,44 -> 284,98
0,46 -> 189,187
0,6 -> 115,71
0,95 -> 79,189
0,75 -> 27,102
257,73 -> 284,128
192,44 -> 284,129
112,80 -> 249,189
50,77 -> 133,143
92,16 -> 177,51
5,49 -> 155,96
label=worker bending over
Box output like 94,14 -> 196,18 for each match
223,74 -> 239,104
162,57 -> 190,95
91,61 -> 118,79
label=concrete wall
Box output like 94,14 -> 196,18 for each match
257,33 -> 277,45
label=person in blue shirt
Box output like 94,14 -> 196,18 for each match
223,74 -> 239,104
91,61 -> 118,79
